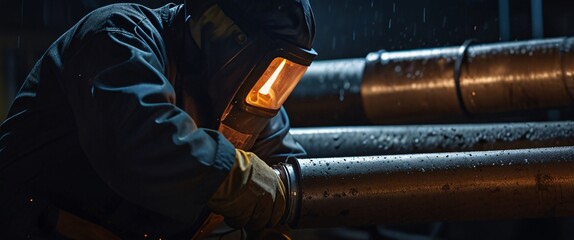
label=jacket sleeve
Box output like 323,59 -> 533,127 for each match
250,107 -> 306,164
56,29 -> 235,224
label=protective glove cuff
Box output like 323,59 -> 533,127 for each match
207,149 -> 287,231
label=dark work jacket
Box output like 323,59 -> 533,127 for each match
0,3 -> 305,239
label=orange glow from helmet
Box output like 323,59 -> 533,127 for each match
245,57 -> 308,110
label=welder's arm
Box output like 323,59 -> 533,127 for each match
60,30 -> 235,224
250,107 -> 306,164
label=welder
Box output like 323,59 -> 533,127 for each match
0,0 -> 316,239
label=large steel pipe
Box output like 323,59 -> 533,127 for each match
274,146 -> 574,228
363,38 -> 574,122
286,58 -> 370,126
290,121 -> 574,158
285,38 -> 574,125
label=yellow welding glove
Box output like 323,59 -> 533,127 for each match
208,149 -> 287,233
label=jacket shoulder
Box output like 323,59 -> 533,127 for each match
74,3 -> 166,40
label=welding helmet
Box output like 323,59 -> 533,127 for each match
186,0 -> 317,149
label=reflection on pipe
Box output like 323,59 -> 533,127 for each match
291,121 -> 574,158
285,58 -> 369,126
274,146 -> 574,228
362,38 -> 574,122
285,37 -> 574,125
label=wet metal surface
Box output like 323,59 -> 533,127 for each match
461,39 -> 574,114
284,58 -> 369,126
287,38 -> 574,125
287,146 -> 574,228
291,121 -> 574,158
362,38 -> 574,123
362,46 -> 462,123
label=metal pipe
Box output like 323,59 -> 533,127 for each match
285,38 -> 574,125
367,37 -> 574,121
290,121 -> 574,158
285,58 -> 370,126
274,146 -> 574,228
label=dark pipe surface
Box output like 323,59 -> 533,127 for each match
286,147 -> 574,228
290,121 -> 574,158
361,46 -> 460,123
362,38 -> 574,123
286,38 -> 574,126
284,58 -> 369,126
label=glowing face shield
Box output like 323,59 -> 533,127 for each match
188,3 -> 317,150
217,45 -> 316,150
245,57 -> 309,110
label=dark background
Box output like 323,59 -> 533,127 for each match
1,0 -> 574,120
1,1 -> 574,239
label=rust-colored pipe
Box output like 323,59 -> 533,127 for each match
274,146 -> 574,228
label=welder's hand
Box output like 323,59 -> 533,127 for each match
208,149 -> 287,233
